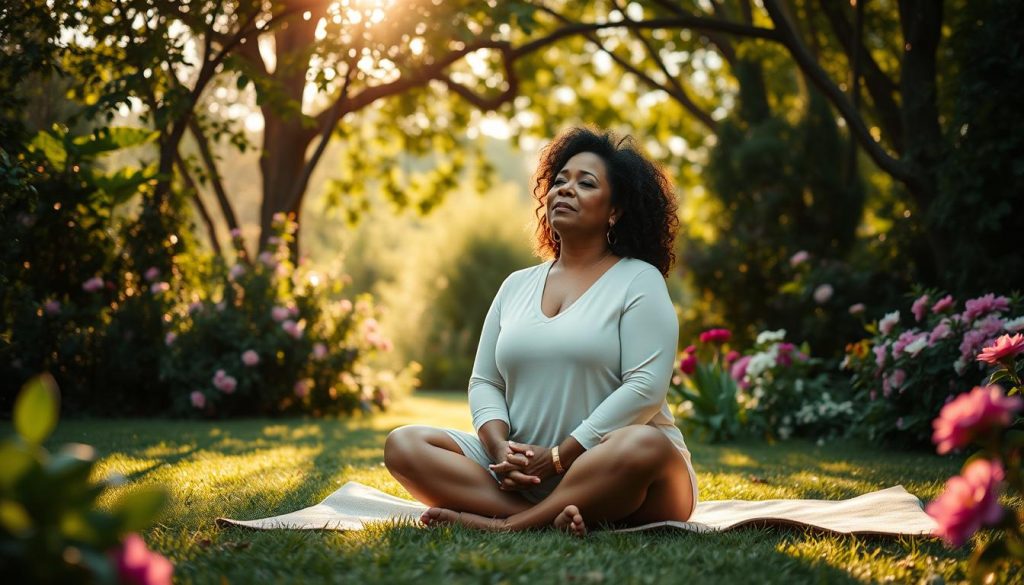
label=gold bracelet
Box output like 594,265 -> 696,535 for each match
551,446 -> 565,474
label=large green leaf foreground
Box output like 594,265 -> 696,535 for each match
218,482 -> 937,537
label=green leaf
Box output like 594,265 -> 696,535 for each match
115,487 -> 168,532
13,374 -> 60,445
30,130 -> 67,171
0,500 -> 33,537
0,442 -> 37,489
72,126 -> 158,157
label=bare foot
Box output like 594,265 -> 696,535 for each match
553,505 -> 587,537
419,507 -> 507,531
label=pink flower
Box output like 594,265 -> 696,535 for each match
287,303 -> 299,318
931,385 -> 1023,454
228,264 -> 246,280
789,250 -> 810,267
929,321 -> 952,344
724,350 -> 740,365
892,330 -> 926,359
43,299 -> 61,316
190,391 -> 206,409
873,342 -> 889,370
230,228 -> 243,239
312,342 -> 328,361
813,284 -> 833,304
241,350 -> 260,367
281,319 -> 305,340
962,293 -> 1010,323
976,334 -> 1024,365
777,342 -> 796,367
926,459 -> 1005,548
258,251 -> 277,268
272,211 -> 287,224
699,328 -> 731,343
848,303 -> 866,315
271,306 -> 290,322
188,301 -> 203,314
338,299 -> 353,313
683,345 -> 697,355
679,354 -> 697,375
110,533 -> 174,585
164,332 -> 177,346
82,276 -> 104,293
150,282 -> 170,295
730,356 -> 752,387
911,294 -> 930,322
268,235 -> 282,246
144,267 -> 160,282
888,368 -> 906,390
213,369 -> 237,394
293,378 -> 312,398
931,295 -> 955,314
878,311 -> 900,335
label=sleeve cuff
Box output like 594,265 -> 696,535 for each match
570,423 -> 603,451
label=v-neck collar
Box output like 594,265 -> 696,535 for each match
535,257 -> 627,322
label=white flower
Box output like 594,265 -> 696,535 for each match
904,336 -> 929,357
953,357 -> 967,376
746,350 -> 777,378
878,311 -> 900,335
1004,316 -> 1024,332
756,329 -> 787,345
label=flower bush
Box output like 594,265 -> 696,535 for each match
843,290 -> 1023,445
925,384 -> 1023,578
161,214 -> 420,417
1,375 -> 172,584
669,329 -> 745,442
731,329 -> 851,440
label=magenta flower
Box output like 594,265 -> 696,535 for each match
144,267 -> 160,282
230,227 -> 243,239
293,379 -> 312,398
679,354 -> 697,375
730,355 -> 752,387
724,350 -> 740,365
926,459 -> 1005,548
82,276 -> 104,293
931,295 -> 955,314
241,350 -> 260,367
149,282 -> 170,295
281,319 -> 305,340
976,333 -> 1024,365
931,385 -> 1023,454
962,293 -> 1010,323
43,299 -> 61,316
892,330 -> 926,359
777,342 -> 796,367
929,321 -> 952,344
190,391 -> 206,409
110,533 -> 173,585
873,342 -> 889,370
271,306 -> 290,322
683,344 -> 697,355
699,328 -> 731,344
911,294 -> 930,322
888,369 -> 906,391
164,332 -> 177,346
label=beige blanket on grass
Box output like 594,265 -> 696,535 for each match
217,482 -> 938,536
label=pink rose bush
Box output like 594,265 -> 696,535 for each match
160,213 -> 419,417
844,289 -> 1023,445
925,383 -> 1023,575
110,533 -> 174,585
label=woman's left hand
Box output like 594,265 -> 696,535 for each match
489,441 -> 554,489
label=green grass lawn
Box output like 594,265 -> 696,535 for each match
39,391 -> 1021,584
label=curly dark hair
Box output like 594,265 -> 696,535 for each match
531,126 -> 680,276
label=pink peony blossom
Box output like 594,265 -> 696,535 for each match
43,299 -> 61,316
932,385 -> 1023,454
730,356 -> 752,387
190,391 -> 206,409
82,276 -> 104,293
878,311 -> 900,335
976,334 -> 1024,365
110,533 -> 174,585
271,306 -> 290,322
212,369 -> 237,394
848,303 -> 866,315
789,250 -> 810,267
892,330 -> 925,359
929,321 -> 952,344
699,328 -> 731,344
312,342 -> 328,361
931,295 -> 955,314
962,294 -> 1010,323
164,332 -> 177,346
241,350 -> 260,367
144,267 -> 160,282
926,459 -> 1005,548
911,294 -> 930,322
679,354 -> 697,375
873,342 -> 889,370
293,378 -> 312,398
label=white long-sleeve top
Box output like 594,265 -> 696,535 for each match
467,257 -> 693,468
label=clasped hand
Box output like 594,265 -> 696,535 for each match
488,440 -> 553,491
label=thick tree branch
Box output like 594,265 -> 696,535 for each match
186,117 -> 242,237
441,45 -> 519,111
174,150 -> 222,256
760,0 -> 915,187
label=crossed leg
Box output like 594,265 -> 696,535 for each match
384,424 -> 694,534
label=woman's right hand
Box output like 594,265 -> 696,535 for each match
489,440 -> 541,491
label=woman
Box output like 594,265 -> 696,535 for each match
383,126 -> 697,535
